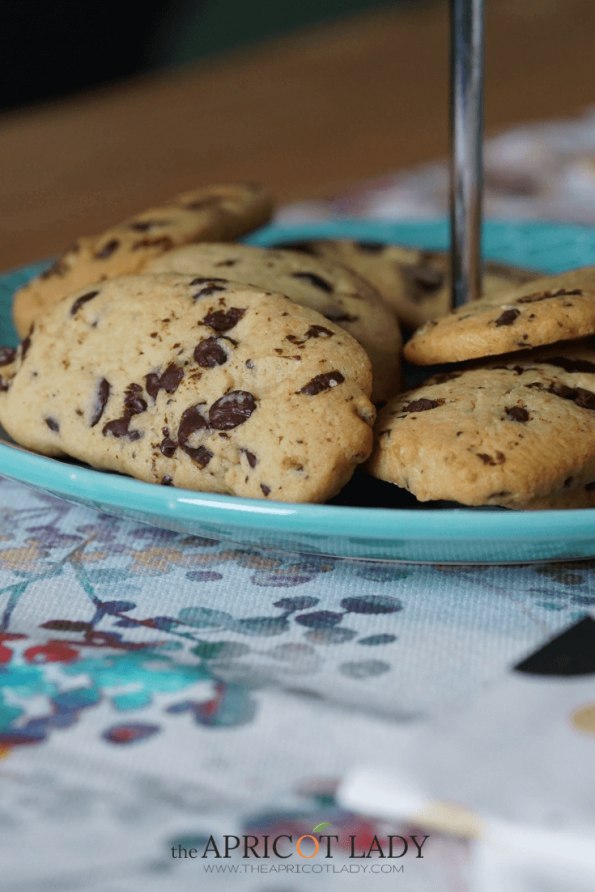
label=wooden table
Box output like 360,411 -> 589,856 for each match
1,0 -> 595,272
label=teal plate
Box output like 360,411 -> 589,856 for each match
2,218 -> 595,564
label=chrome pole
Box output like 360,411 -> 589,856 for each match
450,0 -> 485,307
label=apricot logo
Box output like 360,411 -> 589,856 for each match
296,824 -> 331,859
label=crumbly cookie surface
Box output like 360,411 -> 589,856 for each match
1,274 -> 374,503
273,239 -> 534,330
147,242 -> 402,403
12,183 -> 273,338
404,266 -> 595,365
366,345 -> 595,508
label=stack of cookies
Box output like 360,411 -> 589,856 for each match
3,183 -> 595,510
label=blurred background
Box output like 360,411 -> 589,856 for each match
2,0 -> 595,270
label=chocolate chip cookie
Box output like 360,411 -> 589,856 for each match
366,346 -> 595,508
146,242 -> 402,403
12,183 -> 273,339
272,239 -> 534,330
1,274 -> 375,503
404,267 -> 595,365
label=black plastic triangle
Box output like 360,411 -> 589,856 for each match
514,616 -> 595,676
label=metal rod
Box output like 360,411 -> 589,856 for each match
449,0 -> 485,308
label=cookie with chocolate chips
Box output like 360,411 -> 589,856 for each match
0,274 -> 375,503
271,238 -> 534,330
12,183 -> 273,338
146,242 -> 402,403
366,345 -> 595,508
403,267 -> 595,365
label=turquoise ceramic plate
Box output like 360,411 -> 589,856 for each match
2,219 -> 595,563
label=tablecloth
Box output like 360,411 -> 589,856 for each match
2,111 -> 595,891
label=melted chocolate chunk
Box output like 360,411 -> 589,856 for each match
190,276 -> 228,287
0,377 -> 9,392
129,220 -> 169,231
160,435 -> 177,457
95,239 -> 119,260
260,484 -> 271,496
291,272 -> 333,293
242,449 -> 258,468
402,398 -> 444,413
517,288 -> 582,303
44,417 -> 59,432
300,371 -> 345,395
20,335 -> 31,358
90,378 -> 111,427
203,308 -> 245,332
305,324 -> 334,339
575,387 -> 595,410
132,236 -> 174,251
177,405 -> 212,467
194,337 -> 228,368
70,290 -> 100,316
123,391 -> 148,416
495,308 -> 521,326
209,391 -> 257,430
0,347 -> 16,366
322,307 -> 358,323
102,417 -> 143,440
161,475 -> 174,486
145,364 -> 184,401
506,405 -> 530,422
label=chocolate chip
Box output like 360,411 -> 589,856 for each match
322,307 -> 359,323
203,308 -> 245,332
574,387 -> 595,410
123,392 -> 148,416
190,276 -> 228,287
242,449 -> 257,468
194,337 -> 228,368
477,452 -> 505,465
506,405 -> 529,422
404,264 -> 444,295
0,347 -> 16,366
291,272 -> 333,293
430,371 -> 462,384
402,398 -> 444,413
95,239 -> 119,259
209,391 -> 257,430
70,290 -> 100,316
145,364 -> 184,401
517,288 -> 582,303
495,308 -> 521,326
129,220 -> 169,231
132,236 -> 174,251
102,417 -> 143,440
550,382 -> 577,400
0,378 -> 9,392
127,383 -> 142,392
90,378 -> 111,427
356,241 -> 386,253
160,435 -> 177,457
20,335 -> 31,358
305,324 -> 334,339
585,481 -> 595,492
45,417 -> 59,432
272,240 -> 317,254
564,476 -> 574,489
177,405 -> 212,467
300,371 -> 345,395
245,359 -> 254,369
260,484 -> 271,496
40,258 -> 68,279
161,475 -> 174,486
193,283 -> 227,299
